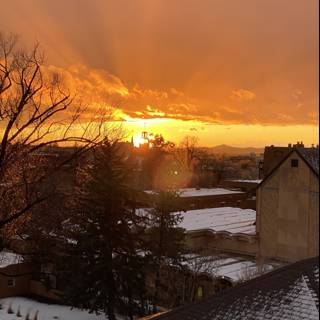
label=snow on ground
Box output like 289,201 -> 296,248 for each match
0,251 -> 23,268
0,297 -> 124,320
145,188 -> 243,197
178,207 -> 256,235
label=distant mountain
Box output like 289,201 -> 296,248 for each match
205,144 -> 264,155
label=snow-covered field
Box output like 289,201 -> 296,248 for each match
0,297 -> 124,320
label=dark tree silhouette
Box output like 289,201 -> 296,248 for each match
0,33 -> 111,236
146,190 -> 186,311
58,141 -> 146,319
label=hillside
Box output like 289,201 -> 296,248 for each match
205,144 -> 264,155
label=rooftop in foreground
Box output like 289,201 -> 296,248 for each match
149,256 -> 319,320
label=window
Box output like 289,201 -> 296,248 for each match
197,286 -> 204,299
291,159 -> 299,167
7,278 -> 15,287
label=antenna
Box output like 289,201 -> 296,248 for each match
141,120 -> 148,140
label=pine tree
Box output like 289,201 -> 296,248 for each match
146,190 -> 186,311
60,141 -> 147,319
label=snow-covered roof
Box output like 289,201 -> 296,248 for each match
178,207 -> 256,235
0,251 -> 23,268
151,257 -> 319,320
183,254 -> 279,282
145,188 -> 243,198
228,179 -> 262,184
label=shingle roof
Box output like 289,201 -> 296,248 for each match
296,148 -> 319,175
148,256 -> 319,320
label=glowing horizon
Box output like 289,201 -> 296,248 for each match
122,118 -> 319,148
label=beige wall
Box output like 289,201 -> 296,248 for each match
257,151 -> 319,262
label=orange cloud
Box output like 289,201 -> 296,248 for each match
2,0 -> 318,128
231,89 -> 256,101
41,62 -> 318,127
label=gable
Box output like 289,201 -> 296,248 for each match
258,149 -> 319,190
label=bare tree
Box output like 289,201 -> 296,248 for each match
173,136 -> 200,188
0,33 -> 114,236
178,136 -> 199,171
182,254 -> 220,302
237,260 -> 277,283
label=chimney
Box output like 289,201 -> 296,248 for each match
294,141 -> 304,148
311,144 -> 314,148
288,143 -> 292,148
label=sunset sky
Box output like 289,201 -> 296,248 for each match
1,0 -> 318,147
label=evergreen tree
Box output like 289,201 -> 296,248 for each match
146,190 -> 186,311
60,141 -> 146,319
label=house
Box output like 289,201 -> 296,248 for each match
0,250 -> 61,300
146,256 -> 319,320
256,147 -> 319,262
141,188 -> 248,210
220,179 -> 261,209
146,252 -> 279,308
221,179 -> 261,193
260,142 -> 317,178
0,251 -> 32,299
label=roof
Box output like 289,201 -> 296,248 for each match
145,188 -> 243,198
297,148 -> 319,175
227,179 -> 262,184
178,207 -> 256,236
0,250 -> 23,268
182,254 -> 280,283
149,256 -> 319,320
258,147 -> 319,188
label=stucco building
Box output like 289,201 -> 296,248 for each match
256,147 -> 319,262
